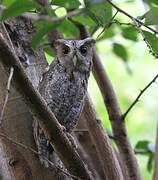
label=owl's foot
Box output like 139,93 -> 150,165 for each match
66,133 -> 78,149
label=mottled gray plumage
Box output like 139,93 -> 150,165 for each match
33,38 -> 95,167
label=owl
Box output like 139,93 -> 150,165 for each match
33,38 -> 95,167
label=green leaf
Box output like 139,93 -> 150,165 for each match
145,7 -> 158,25
113,43 -> 128,62
32,21 -> 59,49
1,0 -> 37,21
58,19 -> 79,37
84,0 -> 105,6
142,30 -> 158,54
44,46 -> 55,57
135,140 -> 150,150
135,140 -> 154,172
85,1 -> 112,26
72,15 -> 95,26
87,0 -> 104,3
147,154 -> 154,172
97,28 -> 114,41
2,0 -> 16,7
122,26 -> 138,41
144,0 -> 158,6
52,0 -> 81,9
84,0 -> 112,26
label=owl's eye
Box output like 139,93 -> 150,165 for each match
63,45 -> 70,55
80,46 -> 87,55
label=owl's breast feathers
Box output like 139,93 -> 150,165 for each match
39,59 -> 90,132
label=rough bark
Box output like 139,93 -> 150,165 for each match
92,50 -> 141,180
75,117 -> 105,180
0,129 -> 33,180
0,18 -> 70,179
83,95 -> 124,180
77,25 -> 141,180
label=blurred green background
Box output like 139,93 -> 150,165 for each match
88,1 -> 158,179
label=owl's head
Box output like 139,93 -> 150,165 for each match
54,38 -> 95,72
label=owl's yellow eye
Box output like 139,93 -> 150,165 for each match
63,45 -> 70,55
80,45 -> 87,55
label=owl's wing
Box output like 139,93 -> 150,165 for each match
33,117 -> 53,167
33,59 -> 59,167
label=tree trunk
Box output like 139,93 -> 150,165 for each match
0,17 -> 68,180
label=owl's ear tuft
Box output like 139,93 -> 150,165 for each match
83,38 -> 95,47
54,39 -> 66,46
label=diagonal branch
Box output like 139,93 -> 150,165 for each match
74,24 -> 141,180
0,33 -> 93,180
22,8 -> 84,23
106,0 -> 158,35
83,95 -> 125,180
92,49 -> 141,180
96,10 -> 119,39
0,67 -> 14,125
0,4 -> 83,23
0,132 -> 80,180
123,74 -> 158,120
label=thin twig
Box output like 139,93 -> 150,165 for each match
0,4 -> 83,23
106,0 -> 158,35
113,20 -> 134,26
0,132 -> 80,180
123,74 -> 158,120
107,17 -> 158,58
22,8 -> 84,23
0,67 -> 14,125
96,10 -> 119,39
133,19 -> 158,58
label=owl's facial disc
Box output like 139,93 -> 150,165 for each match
72,55 -> 77,66
62,44 -> 71,55
79,45 -> 87,56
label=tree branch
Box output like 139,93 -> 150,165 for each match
106,0 -> 158,35
96,10 -> 119,38
75,24 -> 141,180
0,67 -> 14,125
0,33 -> 93,180
83,95 -> 125,180
22,8 -> 83,23
0,128 -> 33,180
92,50 -> 141,180
123,74 -> 158,120
0,132 -> 80,180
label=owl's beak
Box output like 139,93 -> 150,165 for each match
73,55 -> 77,66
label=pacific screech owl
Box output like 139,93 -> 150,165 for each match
33,38 -> 95,167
